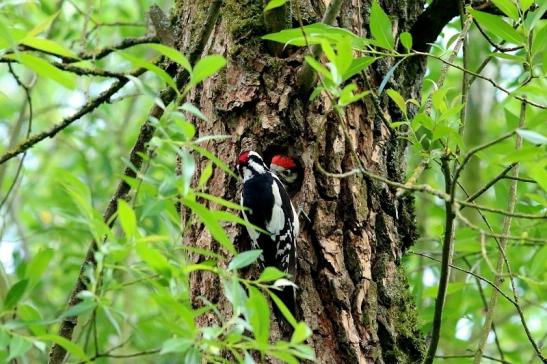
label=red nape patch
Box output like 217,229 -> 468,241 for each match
238,151 -> 250,165
271,155 -> 296,169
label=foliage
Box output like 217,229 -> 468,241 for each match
0,0 -> 546,363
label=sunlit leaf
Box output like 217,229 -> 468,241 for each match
117,199 -> 137,239
370,0 -> 394,50
4,279 -> 29,310
228,250 -> 262,270
21,37 -> 78,59
6,52 -> 76,89
264,0 -> 287,11
400,31 -> 412,51
491,0 -> 519,19
38,335 -> 90,362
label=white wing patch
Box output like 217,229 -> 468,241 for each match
266,180 -> 286,235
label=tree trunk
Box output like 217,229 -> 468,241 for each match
174,0 -> 427,362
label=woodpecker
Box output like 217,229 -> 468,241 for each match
237,150 -> 299,315
269,154 -> 302,196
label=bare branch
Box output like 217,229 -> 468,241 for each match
0,68 -> 145,166
424,156 -> 457,364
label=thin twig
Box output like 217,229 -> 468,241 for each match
464,164 -> 515,204
412,252 -> 516,306
436,354 -> 512,364
0,63 -> 33,210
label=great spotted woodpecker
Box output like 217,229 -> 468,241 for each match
237,151 -> 299,315
269,154 -> 302,196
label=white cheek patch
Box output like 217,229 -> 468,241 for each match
266,181 -> 285,235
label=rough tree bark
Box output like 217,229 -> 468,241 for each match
175,0 -> 429,362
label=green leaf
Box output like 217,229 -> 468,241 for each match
18,303 -> 46,336
60,300 -> 97,319
191,145 -> 238,179
291,344 -> 316,360
341,56 -> 375,81
38,335 -> 90,362
6,53 -> 76,89
304,56 -> 332,81
378,58 -> 405,94
136,241 -> 172,277
262,23 -> 365,48
519,0 -> 534,12
160,337 -> 193,354
189,55 -> 226,88
265,0 -> 288,11
182,198 -> 236,254
529,163 -> 547,192
197,162 -> 214,188
491,0 -> 519,19
21,37 -> 78,59
194,192 -> 243,210
25,248 -> 54,287
291,322 -> 312,344
223,276 -> 248,310
258,267 -> 286,282
4,279 -> 29,310
118,51 -> 179,93
370,0 -> 394,50
269,290 -> 297,328
247,286 -> 270,346
180,102 -> 208,121
228,250 -> 262,270
7,336 -> 32,361
469,8 -> 525,44
524,0 -> 547,30
117,199 -> 137,239
145,43 -> 191,71
400,31 -> 412,51
517,129 -> 547,145
386,89 -> 407,116
27,11 -> 61,37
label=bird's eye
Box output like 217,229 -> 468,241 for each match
284,170 -> 291,175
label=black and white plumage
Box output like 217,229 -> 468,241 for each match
237,151 -> 299,314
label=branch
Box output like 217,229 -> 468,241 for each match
424,156 -> 457,364
464,164 -> 515,203
0,68 -> 145,166
0,58 -> 129,79
456,210 -> 546,244
473,19 -> 523,52
47,1 -> 223,363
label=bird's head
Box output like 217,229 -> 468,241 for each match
237,150 -> 268,181
270,154 -> 299,186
